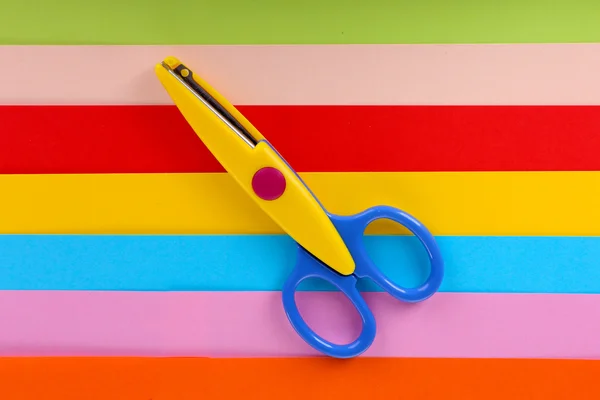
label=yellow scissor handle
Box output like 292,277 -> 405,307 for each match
155,57 -> 356,276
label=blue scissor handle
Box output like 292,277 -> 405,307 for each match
330,205 -> 444,302
282,246 -> 377,359
281,205 -> 444,358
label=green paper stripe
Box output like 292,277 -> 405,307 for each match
1,1 -> 600,45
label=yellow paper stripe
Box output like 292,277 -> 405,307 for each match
1,172 -> 598,235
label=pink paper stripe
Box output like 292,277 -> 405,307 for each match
2,44 -> 600,105
0,291 -> 598,358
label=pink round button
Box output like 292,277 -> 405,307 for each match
252,167 -> 286,200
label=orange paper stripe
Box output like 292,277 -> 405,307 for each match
1,357 -> 599,399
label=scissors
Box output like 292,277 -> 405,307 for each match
155,57 -> 444,358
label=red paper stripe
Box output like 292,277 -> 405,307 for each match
1,105 -> 599,173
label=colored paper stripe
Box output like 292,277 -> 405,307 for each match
2,235 -> 599,293
1,2 -> 599,44
1,172 -> 598,235
1,357 -> 600,399
3,44 -> 600,105
3,105 -> 600,173
0,291 -> 598,358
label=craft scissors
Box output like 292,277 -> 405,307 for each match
155,57 -> 444,358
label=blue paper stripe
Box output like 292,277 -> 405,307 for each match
1,234 -> 599,293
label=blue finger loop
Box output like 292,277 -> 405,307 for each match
329,205 -> 444,302
281,245 -> 377,358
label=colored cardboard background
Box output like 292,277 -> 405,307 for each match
1,1 -> 600,396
